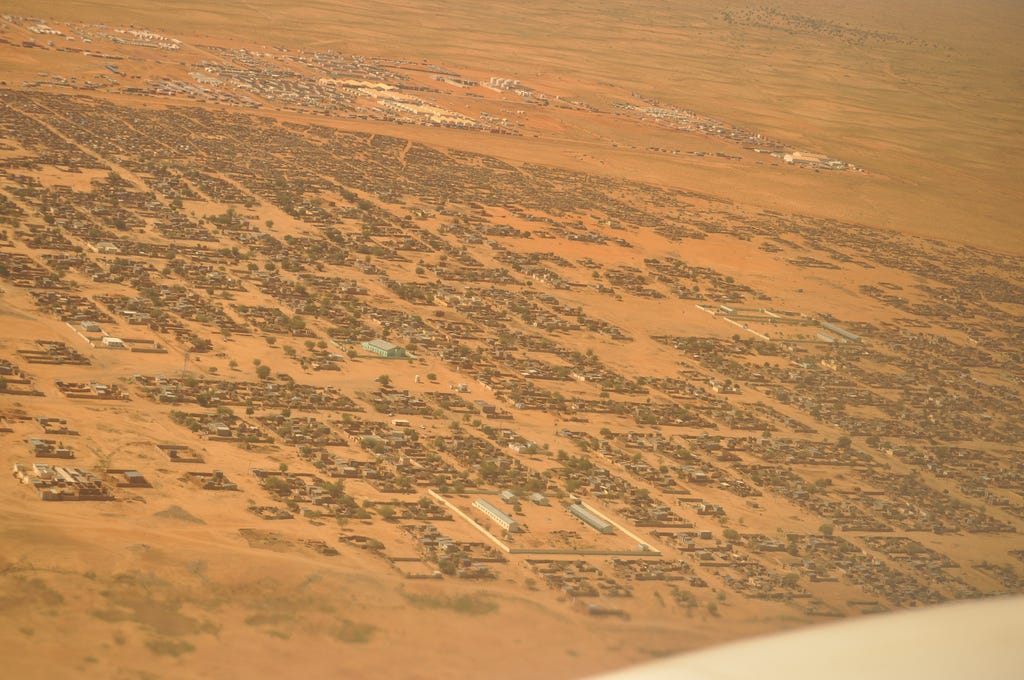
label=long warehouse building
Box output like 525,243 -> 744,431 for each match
474,498 -> 522,532
569,503 -> 614,534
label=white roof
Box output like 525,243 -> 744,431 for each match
366,339 -> 399,351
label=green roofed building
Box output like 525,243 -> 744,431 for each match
361,339 -> 406,358
569,503 -> 614,534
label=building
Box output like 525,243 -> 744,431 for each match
361,339 -> 406,358
121,470 -> 149,487
208,422 -> 232,438
697,503 -> 725,516
820,321 -> 861,344
91,241 -> 119,254
473,498 -> 522,532
569,503 -> 614,534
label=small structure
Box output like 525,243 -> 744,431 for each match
361,339 -> 406,358
29,438 -> 74,459
108,469 -> 150,487
184,469 -> 238,491
12,462 -> 112,501
569,503 -> 614,534
91,241 -> 119,254
473,498 -> 522,532
208,422 -> 233,438
696,503 -> 725,516
530,492 -> 550,506
157,444 -> 204,463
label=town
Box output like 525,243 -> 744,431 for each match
0,7 -> 1021,680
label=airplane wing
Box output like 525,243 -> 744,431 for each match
590,595 -> 1024,680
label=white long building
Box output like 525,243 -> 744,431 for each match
569,503 -> 614,534
473,498 -> 522,533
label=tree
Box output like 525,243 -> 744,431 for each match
672,587 -> 697,608
376,374 -> 392,388
837,435 -> 852,450
819,523 -> 835,537
377,505 -> 396,521
263,477 -> 291,496
256,364 -> 272,380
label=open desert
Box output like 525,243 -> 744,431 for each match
0,1 -> 1022,678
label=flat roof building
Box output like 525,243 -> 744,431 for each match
362,339 -> 406,358
820,321 -> 861,344
569,503 -> 614,534
473,498 -> 522,533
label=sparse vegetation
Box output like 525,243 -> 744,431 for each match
146,638 -> 196,657
331,620 -> 377,643
403,592 -> 498,616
